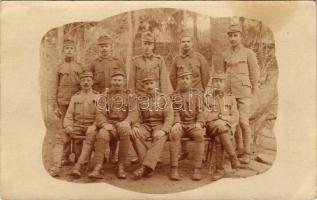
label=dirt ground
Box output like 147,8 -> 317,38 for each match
42,129 -> 276,194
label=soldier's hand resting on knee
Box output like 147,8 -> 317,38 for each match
153,130 -> 166,140
131,127 -> 141,139
195,122 -> 203,129
65,126 -> 73,135
171,123 -> 182,133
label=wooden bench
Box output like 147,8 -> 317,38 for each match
70,134 -> 215,169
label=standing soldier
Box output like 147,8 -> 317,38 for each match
130,71 -> 173,180
169,66 -> 205,181
88,34 -> 126,163
88,68 -> 132,179
205,72 -> 241,181
52,39 -> 85,165
49,71 -> 98,177
88,34 -> 126,93
129,31 -> 171,94
128,31 -> 171,164
221,23 -> 260,164
169,32 -> 210,92
169,32 -> 211,160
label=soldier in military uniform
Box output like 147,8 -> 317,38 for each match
129,71 -> 173,180
169,32 -> 211,160
88,34 -> 126,94
52,39 -> 85,165
169,66 -> 205,181
128,31 -> 171,94
49,71 -> 98,177
220,23 -> 260,164
87,68 -> 132,179
169,32 -> 210,92
88,34 -> 126,163
205,72 -> 241,181
128,31 -> 171,164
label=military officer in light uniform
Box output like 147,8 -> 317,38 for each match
219,23 -> 260,164
129,71 -> 174,180
88,68 -> 132,179
169,65 -> 205,181
52,38 -> 85,165
49,71 -> 98,177
205,72 -> 241,181
88,34 -> 126,93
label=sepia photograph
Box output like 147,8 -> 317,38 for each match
40,8 -> 278,193
1,1 -> 316,199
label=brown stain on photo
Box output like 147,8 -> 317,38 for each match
230,2 -> 298,32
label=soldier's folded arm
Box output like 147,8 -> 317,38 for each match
247,49 -> 260,94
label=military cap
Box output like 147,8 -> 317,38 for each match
180,30 -> 193,39
141,70 -> 158,82
177,65 -> 192,78
141,31 -> 155,43
111,68 -> 126,78
79,71 -> 93,79
63,39 -> 75,46
97,34 -> 113,45
227,24 -> 242,34
212,71 -> 226,80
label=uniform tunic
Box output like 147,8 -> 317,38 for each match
170,50 -> 210,92
170,88 -> 205,168
130,92 -> 174,170
129,54 -> 170,94
88,56 -> 126,93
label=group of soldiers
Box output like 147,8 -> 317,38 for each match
48,23 -> 259,182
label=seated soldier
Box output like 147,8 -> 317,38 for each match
130,71 -> 173,180
205,72 -> 241,181
169,66 -> 205,181
49,71 -> 98,177
88,68 -> 132,179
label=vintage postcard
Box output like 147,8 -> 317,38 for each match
0,1 -> 316,199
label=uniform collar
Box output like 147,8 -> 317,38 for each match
181,49 -> 194,58
64,57 -> 74,63
230,43 -> 243,53
98,55 -> 113,61
215,90 -> 225,98
179,88 -> 191,93
80,89 -> 93,95
142,53 -> 154,60
109,88 -> 124,94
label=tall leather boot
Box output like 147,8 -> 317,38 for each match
88,163 -> 103,179
219,133 -> 241,169
117,135 -> 130,179
49,143 -> 63,177
88,138 -> 106,179
211,143 -> 225,181
71,142 -> 92,177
